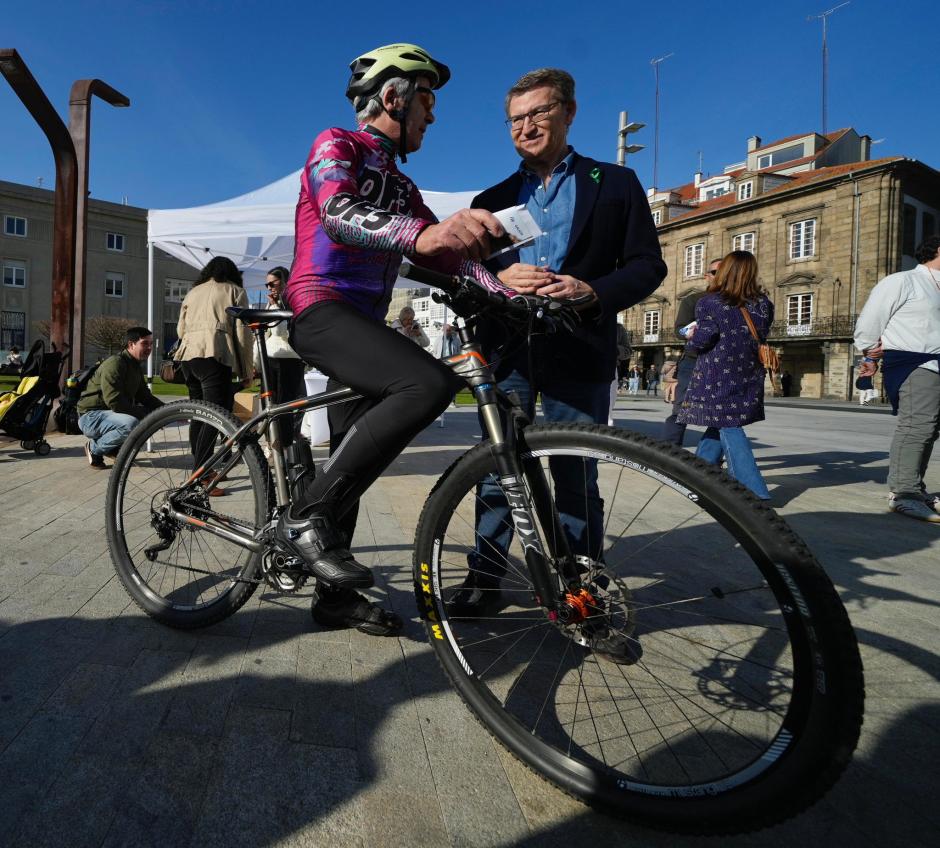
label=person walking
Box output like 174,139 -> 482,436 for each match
645,364 -> 659,396
855,235 -> 940,523
259,266 -> 305,448
660,358 -> 678,404
628,364 -> 642,395
663,258 -> 721,445
175,257 -> 254,493
677,250 -> 773,500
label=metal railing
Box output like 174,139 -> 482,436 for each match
624,314 -> 859,346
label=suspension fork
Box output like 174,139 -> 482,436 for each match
448,335 -> 568,615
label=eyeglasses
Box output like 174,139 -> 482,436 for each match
414,85 -> 435,111
505,101 -> 561,130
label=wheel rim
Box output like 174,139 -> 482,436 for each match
426,437 -> 816,798
112,407 -> 264,613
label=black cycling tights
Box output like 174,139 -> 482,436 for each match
289,300 -> 460,538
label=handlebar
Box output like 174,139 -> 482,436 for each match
398,262 -> 580,332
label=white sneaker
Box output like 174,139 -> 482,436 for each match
889,497 -> 940,523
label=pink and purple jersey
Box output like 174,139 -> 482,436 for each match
286,126 -> 507,321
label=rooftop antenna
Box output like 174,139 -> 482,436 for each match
808,2 -> 850,136
697,150 -> 703,174
650,52 -> 674,188
37,176 -> 43,188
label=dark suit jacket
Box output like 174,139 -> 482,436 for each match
472,153 -> 666,383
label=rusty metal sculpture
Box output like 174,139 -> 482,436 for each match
0,49 -> 129,372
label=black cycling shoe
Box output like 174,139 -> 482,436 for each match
312,587 -> 403,637
445,568 -> 502,618
275,511 -> 373,590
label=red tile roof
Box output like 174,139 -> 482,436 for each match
750,131 -> 817,153
662,157 -> 904,223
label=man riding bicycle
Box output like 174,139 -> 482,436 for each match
279,43 -> 512,636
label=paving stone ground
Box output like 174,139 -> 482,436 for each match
1,396 -> 937,848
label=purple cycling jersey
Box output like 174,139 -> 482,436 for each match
285,125 -> 508,321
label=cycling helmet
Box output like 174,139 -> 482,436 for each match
345,43 -> 451,112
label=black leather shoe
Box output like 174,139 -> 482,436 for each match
446,568 -> 502,618
275,511 -> 373,589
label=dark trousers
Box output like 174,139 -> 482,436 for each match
182,357 -> 233,469
268,357 -> 306,447
289,301 -> 460,540
663,356 -> 697,446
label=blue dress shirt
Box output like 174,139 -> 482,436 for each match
517,147 -> 577,271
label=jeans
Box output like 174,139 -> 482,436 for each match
78,409 -> 138,457
663,355 -> 697,446
696,426 -> 770,500
473,371 -> 610,581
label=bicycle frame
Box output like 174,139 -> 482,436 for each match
164,304 -> 575,616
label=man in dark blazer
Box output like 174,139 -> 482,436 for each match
449,68 -> 666,631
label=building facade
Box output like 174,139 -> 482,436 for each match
625,130 -> 940,399
1,180 -> 200,365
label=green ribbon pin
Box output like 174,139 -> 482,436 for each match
589,167 -> 602,184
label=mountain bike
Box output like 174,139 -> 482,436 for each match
105,263 -> 864,834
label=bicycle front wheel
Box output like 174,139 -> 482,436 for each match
105,400 -> 270,629
413,424 -> 863,833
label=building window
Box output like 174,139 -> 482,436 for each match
164,278 -> 192,303
684,243 -> 705,277
787,293 -> 813,335
3,216 -> 27,237
1,311 -> 26,349
757,143 -> 804,170
3,262 -> 27,288
704,187 -> 727,200
732,232 -> 756,254
737,181 -> 753,200
652,209 -> 662,225
789,218 -> 816,259
643,309 -> 660,342
106,232 -> 125,252
105,272 -> 125,298
902,204 -> 917,256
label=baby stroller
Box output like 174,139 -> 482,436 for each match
0,340 -> 68,455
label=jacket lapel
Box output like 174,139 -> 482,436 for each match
564,157 -> 601,259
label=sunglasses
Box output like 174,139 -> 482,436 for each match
414,85 -> 436,110
265,282 -> 280,289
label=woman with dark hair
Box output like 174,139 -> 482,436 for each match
677,250 -> 773,500
175,256 -> 253,493
259,266 -> 305,448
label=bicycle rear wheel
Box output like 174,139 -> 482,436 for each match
413,424 -> 863,833
105,400 -> 269,629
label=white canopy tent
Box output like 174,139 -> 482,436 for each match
146,172 -> 478,373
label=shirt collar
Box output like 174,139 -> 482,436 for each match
360,124 -> 398,155
519,146 -> 578,180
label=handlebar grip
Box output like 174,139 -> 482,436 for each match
398,263 -> 460,293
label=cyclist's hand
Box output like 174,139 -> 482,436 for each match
535,274 -> 597,303
497,263 -> 554,293
414,209 -> 504,262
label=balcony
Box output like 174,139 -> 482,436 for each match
625,313 -> 859,346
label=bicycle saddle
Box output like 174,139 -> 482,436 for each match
226,306 -> 293,326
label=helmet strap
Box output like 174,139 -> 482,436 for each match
382,79 -> 417,163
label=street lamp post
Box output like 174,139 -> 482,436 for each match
616,111 -> 645,167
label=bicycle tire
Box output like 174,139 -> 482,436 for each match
413,424 -> 863,833
105,399 -> 269,629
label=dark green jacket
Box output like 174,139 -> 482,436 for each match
77,350 -> 163,418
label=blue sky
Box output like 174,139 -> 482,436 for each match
3,0 -> 938,210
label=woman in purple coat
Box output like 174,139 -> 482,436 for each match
677,251 -> 773,499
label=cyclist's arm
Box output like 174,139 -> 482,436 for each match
310,130 -> 430,253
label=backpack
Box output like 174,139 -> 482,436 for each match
53,362 -> 99,435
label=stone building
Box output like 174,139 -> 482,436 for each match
624,129 -> 940,399
1,179 -> 200,365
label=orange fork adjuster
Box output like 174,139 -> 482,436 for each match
564,589 -> 597,624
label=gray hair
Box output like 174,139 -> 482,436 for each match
504,68 -> 575,114
356,77 -> 413,123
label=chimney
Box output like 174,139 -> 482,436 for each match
694,172 -> 702,188
860,135 -> 871,161
747,135 -> 762,153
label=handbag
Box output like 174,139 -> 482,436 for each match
739,306 -> 780,375
160,339 -> 186,384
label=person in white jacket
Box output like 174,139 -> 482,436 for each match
259,267 -> 305,448
390,307 -> 429,347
